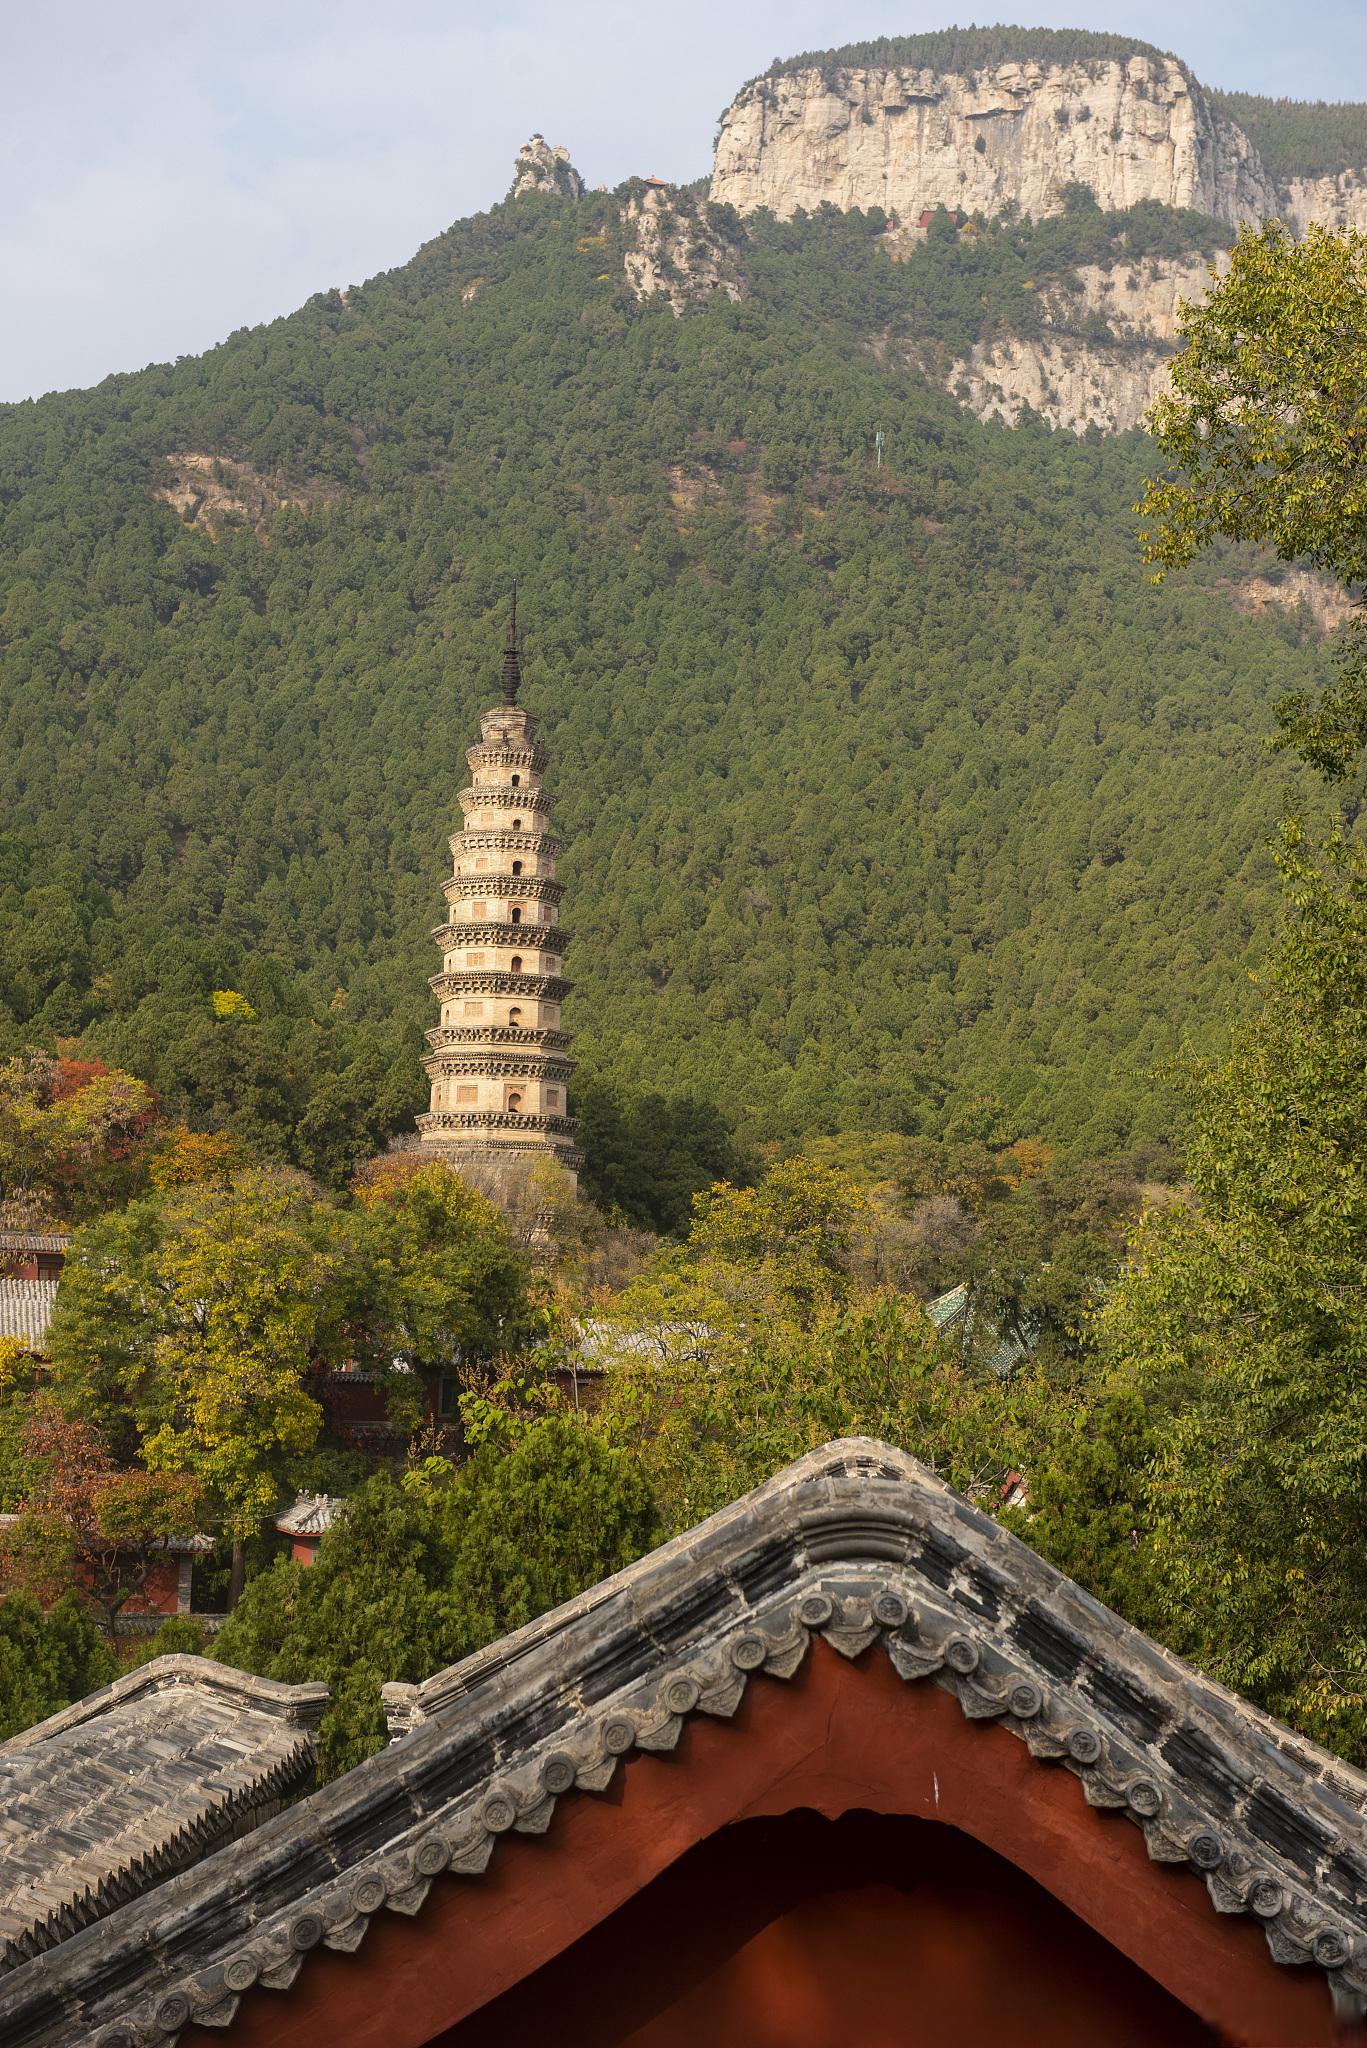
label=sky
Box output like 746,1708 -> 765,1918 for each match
3,0 -> 1363,402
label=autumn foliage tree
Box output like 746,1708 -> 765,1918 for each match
49,1165 -> 344,1604
0,1402 -> 200,1637
0,1051 -> 155,1226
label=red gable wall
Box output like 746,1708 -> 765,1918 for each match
187,1642 -> 1343,2048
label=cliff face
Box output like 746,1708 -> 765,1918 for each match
933,250 -> 1228,434
711,56 -> 1277,226
1280,168 -> 1367,233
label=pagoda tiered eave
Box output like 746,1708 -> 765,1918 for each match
429,970 -> 573,1001
424,1024 -> 573,1052
466,742 -> 547,774
443,874 -> 564,905
432,921 -> 572,952
452,831 -> 562,859
457,786 -> 557,816
422,1051 -> 575,1083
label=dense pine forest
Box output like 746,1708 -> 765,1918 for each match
0,178 -> 1342,1181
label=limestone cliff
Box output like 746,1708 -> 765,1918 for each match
1279,168 -> 1367,234
881,250 -> 1223,434
710,53 -> 1367,234
711,55 -> 1276,227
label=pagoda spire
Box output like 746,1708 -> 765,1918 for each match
500,587 -> 521,705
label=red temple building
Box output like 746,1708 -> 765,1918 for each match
1,1440 -> 1365,2047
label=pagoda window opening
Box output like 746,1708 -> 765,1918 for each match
511,860 -> 523,875
507,1092 -> 523,1115
508,1006 -> 522,1026
510,955 -> 523,972
511,907 -> 522,924
511,774 -> 521,787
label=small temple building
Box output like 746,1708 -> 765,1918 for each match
415,597 -> 581,1191
3,1441 -> 1366,2047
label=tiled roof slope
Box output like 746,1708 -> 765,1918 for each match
0,1229 -> 71,1256
0,1657 -> 327,1977
2,1439 -> 1367,2046
0,1278 -> 59,1352
274,1492 -> 345,1538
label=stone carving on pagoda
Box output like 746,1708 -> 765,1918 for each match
415,596 -> 581,1188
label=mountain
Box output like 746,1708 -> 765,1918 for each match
711,29 -> 1367,233
705,27 -> 1367,435
0,32 -> 1353,1185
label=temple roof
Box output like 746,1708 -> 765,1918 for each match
0,1657 -> 326,1979
2,1440 -> 1366,2045
0,1229 -> 71,1255
274,1492 -> 346,1539
0,1278 -> 59,1352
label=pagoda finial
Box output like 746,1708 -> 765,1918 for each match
500,586 -> 521,705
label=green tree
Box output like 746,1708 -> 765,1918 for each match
441,1415 -> 660,1644
688,1158 -> 872,1323
0,1592 -> 115,1742
595,1290 -> 1026,1536
212,1472 -> 463,1779
138,1169 -> 340,1604
1006,1391 -> 1161,1627
1142,221 -> 1367,777
49,1166 -> 343,1603
216,1417 -> 660,1779
340,1157 -> 535,1406
1100,823 -> 1367,1757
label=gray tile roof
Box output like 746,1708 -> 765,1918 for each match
0,1656 -> 327,1976
274,1493 -> 345,1539
0,1230 -> 71,1256
2,1439 -> 1366,2045
0,1279 -> 59,1353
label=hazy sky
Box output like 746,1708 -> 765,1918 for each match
4,0 -> 1364,401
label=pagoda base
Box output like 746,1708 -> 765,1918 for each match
393,1134 -> 581,1204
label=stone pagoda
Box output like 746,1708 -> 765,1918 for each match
415,598 -> 580,1188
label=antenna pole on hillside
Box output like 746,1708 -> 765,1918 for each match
874,430 -> 884,470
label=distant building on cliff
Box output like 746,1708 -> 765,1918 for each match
414,598 -> 581,1192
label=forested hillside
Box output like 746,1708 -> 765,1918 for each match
0,182 -> 1340,1172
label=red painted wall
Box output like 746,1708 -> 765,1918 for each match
440,1809 -> 1222,2048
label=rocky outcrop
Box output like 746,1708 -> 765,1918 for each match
944,334 -> 1167,434
1038,250 -> 1229,341
622,189 -> 743,312
512,135 -> 585,201
932,249 -> 1228,434
1278,168 -> 1367,233
1226,566 -> 1356,635
154,452 -> 312,536
712,55 -> 1277,226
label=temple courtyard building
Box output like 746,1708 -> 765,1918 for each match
1,1442 -> 1365,2046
